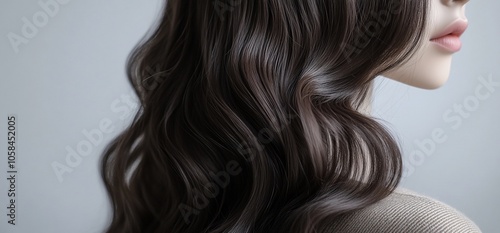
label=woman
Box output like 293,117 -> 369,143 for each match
100,0 -> 480,232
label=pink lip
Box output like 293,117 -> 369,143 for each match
430,20 -> 468,53
431,35 -> 462,52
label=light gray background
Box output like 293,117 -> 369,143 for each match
0,1 -> 498,232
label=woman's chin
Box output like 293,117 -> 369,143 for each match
382,69 -> 451,90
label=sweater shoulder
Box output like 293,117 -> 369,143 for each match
319,188 -> 482,233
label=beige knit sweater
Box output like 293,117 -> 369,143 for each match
320,188 -> 482,233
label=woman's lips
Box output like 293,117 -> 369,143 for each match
430,34 -> 462,52
430,20 -> 468,53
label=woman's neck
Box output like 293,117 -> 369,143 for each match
358,82 -> 374,116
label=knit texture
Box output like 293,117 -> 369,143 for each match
319,188 -> 482,233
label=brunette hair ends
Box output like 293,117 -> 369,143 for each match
99,0 -> 429,232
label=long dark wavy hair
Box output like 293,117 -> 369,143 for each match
100,0 -> 429,232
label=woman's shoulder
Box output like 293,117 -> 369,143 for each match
319,187 -> 482,233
